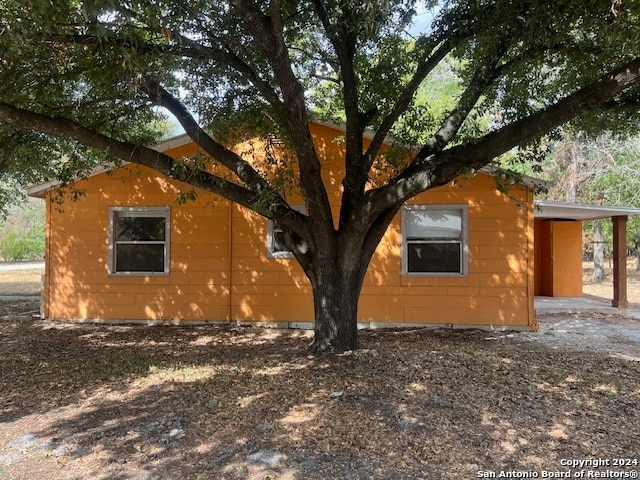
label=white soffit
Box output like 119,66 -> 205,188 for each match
154,133 -> 192,152
535,201 -> 640,221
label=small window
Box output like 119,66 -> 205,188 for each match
266,205 -> 305,258
109,207 -> 170,275
402,206 -> 468,276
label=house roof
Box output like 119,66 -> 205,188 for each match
27,134 -> 191,198
534,201 -> 640,221
27,164 -> 115,198
28,122 -> 549,197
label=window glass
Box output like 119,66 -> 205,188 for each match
115,244 -> 165,272
115,216 -> 166,242
272,228 -> 288,253
405,209 -> 462,240
406,243 -> 461,273
404,207 -> 466,275
110,208 -> 169,274
267,205 -> 305,258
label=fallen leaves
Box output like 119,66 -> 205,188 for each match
0,314 -> 638,479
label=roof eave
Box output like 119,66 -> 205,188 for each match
534,200 -> 640,220
26,134 -> 186,198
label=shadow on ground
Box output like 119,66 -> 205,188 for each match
1,318 -> 639,479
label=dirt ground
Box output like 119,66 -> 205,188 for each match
0,266 -> 43,297
582,259 -> 640,305
1,265 -> 639,479
0,307 -> 638,479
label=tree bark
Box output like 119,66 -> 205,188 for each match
304,244 -> 368,351
633,237 -> 640,272
304,206 -> 401,352
309,264 -> 361,352
593,218 -> 607,283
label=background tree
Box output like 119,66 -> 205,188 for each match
0,199 -> 46,262
1,1 -> 639,351
544,132 -> 612,282
591,137 -> 640,271
537,132 -> 640,278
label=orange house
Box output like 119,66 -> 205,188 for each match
29,121 -> 543,331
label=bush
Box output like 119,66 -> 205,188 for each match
0,200 -> 45,262
0,229 -> 44,261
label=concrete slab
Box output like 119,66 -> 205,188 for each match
535,296 -> 620,314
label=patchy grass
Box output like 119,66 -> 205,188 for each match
0,266 -> 44,296
0,318 -> 638,480
582,259 -> 640,305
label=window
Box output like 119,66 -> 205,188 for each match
109,207 -> 170,275
402,206 -> 468,275
266,205 -> 305,258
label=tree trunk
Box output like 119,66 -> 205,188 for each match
593,218 -> 606,283
633,238 -> 640,272
301,207 -> 400,353
565,141 -> 578,203
308,262 -> 362,352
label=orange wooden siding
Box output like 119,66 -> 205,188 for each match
43,122 -> 536,330
533,219 -> 582,297
359,173 -> 535,328
44,166 -> 233,322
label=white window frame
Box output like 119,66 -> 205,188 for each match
402,205 -> 469,277
108,206 -> 171,276
266,205 -> 306,259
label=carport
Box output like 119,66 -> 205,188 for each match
534,201 -> 640,308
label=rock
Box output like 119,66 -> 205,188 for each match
0,452 -> 22,465
53,445 -> 69,457
338,349 -> 379,358
301,457 -> 319,469
247,450 -> 283,467
135,412 -> 187,446
8,433 -> 39,450
33,441 -> 56,453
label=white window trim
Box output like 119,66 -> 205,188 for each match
266,205 -> 306,259
401,204 -> 469,277
108,206 -> 171,276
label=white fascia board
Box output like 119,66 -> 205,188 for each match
27,164 -> 117,198
27,134 -> 193,198
534,200 -> 640,220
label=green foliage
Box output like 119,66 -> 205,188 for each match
533,132 -> 640,256
0,200 -> 45,261
0,1 -> 638,195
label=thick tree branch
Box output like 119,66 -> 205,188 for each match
311,0 -> 368,228
168,32 -> 285,109
230,0 -> 333,228
342,11 -> 517,225
363,40 -> 453,166
0,102 -> 308,231
602,97 -> 640,110
141,80 -> 278,196
339,34 -> 512,235
417,41 -> 512,159
359,56 -> 640,224
23,28 -> 286,112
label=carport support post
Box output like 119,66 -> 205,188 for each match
612,215 -> 628,308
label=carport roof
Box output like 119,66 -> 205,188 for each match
534,200 -> 640,221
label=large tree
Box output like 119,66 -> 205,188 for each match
1,1 -> 639,351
